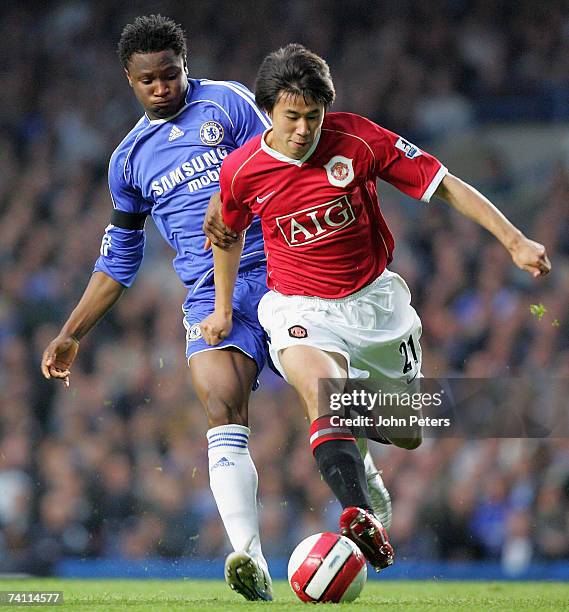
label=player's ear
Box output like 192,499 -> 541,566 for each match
183,55 -> 189,74
124,68 -> 133,87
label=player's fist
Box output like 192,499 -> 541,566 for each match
510,236 -> 551,278
41,335 -> 79,387
200,311 -> 233,346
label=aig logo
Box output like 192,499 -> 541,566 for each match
276,195 -> 356,247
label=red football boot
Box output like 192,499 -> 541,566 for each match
339,506 -> 395,572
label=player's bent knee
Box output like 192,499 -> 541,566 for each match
392,433 -> 423,450
204,397 -> 247,428
297,380 -> 344,422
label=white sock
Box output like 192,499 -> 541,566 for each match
207,424 -> 267,571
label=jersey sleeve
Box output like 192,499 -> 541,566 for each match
219,155 -> 254,233
92,151 -> 151,287
225,82 -> 271,147
361,117 -> 447,202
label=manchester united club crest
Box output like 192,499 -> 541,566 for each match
199,121 -> 224,145
324,155 -> 354,187
288,325 -> 308,339
331,161 -> 349,181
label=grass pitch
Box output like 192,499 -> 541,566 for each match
0,579 -> 567,611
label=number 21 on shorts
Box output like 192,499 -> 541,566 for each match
399,335 -> 419,374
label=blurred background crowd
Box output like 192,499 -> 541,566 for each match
1,0 -> 568,576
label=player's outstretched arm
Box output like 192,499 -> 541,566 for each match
203,192 -> 239,250
41,272 -> 125,386
200,234 -> 245,345
434,173 -> 551,278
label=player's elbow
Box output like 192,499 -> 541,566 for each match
434,172 -> 461,203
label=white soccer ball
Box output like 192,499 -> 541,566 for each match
288,532 -> 367,603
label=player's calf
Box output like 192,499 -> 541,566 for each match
311,416 -> 374,511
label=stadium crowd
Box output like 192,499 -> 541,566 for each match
1,0 -> 568,574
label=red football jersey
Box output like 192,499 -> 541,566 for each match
220,112 -> 446,298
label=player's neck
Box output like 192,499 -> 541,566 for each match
263,128 -> 321,164
264,130 -> 290,158
265,129 -> 277,151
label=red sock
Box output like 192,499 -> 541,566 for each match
309,416 -> 371,510
309,415 -> 355,454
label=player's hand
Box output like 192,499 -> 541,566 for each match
509,236 -> 551,278
200,311 -> 233,346
203,191 -> 238,250
41,335 -> 79,387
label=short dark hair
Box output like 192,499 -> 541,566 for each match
118,14 -> 187,69
254,44 -> 336,113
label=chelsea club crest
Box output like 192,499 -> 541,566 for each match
188,323 -> 203,341
200,121 -> 224,145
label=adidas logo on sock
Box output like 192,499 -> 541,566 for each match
168,125 -> 184,141
211,456 -> 236,470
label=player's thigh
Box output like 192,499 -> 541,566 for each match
279,345 -> 348,422
184,276 -> 267,364
232,263 -> 269,326
257,290 -> 354,378
353,271 -> 422,386
189,347 -> 258,427
183,289 -> 266,426
351,272 -> 423,448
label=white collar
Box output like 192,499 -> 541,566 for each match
260,127 -> 321,166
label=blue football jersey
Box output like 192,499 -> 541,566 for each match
94,79 -> 270,292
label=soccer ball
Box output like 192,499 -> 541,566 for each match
288,532 -> 367,603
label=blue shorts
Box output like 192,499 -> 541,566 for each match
182,263 -> 269,384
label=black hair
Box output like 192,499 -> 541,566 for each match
118,14 -> 187,69
254,43 -> 336,113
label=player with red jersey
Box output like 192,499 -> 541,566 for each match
217,110 -> 445,300
201,44 -> 551,571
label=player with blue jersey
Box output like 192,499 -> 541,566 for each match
40,15 -> 272,600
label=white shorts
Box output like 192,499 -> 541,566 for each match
257,269 -> 422,390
